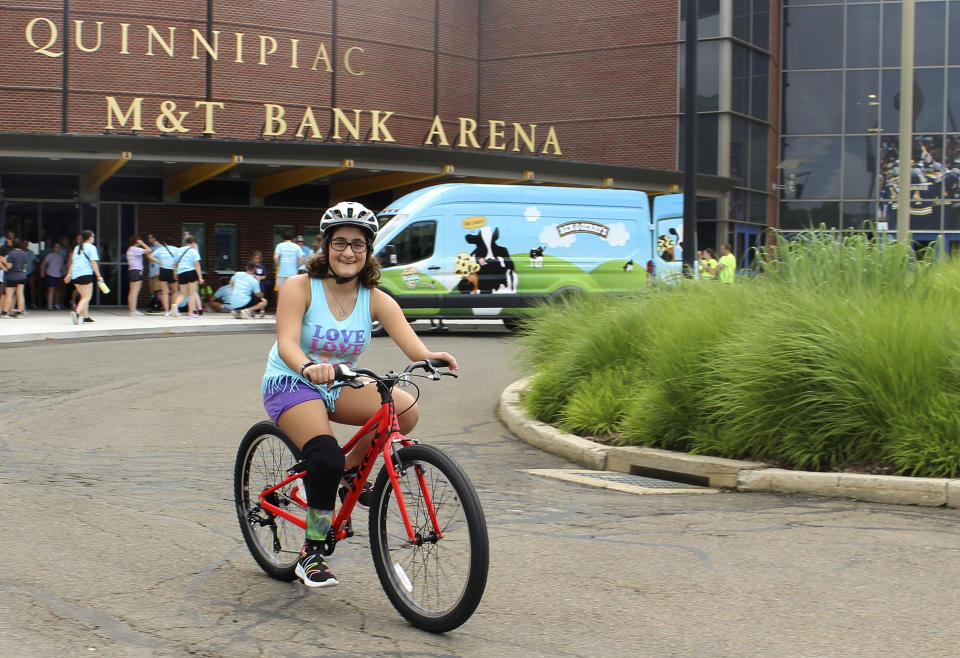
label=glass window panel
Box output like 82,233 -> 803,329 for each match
302,225 -> 323,252
784,6 -> 843,70
730,189 -> 748,220
733,0 -> 750,41
845,69 -> 880,134
751,51 -> 769,119
914,2 -> 945,67
913,134 -> 945,200
731,45 -> 750,115
949,69 -> 960,133
753,4 -> 770,51
3,202 -> 39,244
40,203 -> 79,248
183,222 -> 206,263
784,71 -> 842,134
881,68 -> 900,133
749,192 -> 768,224
844,135 -> 881,199
843,202 -> 881,232
749,121 -> 768,191
272,225 -> 294,250
882,3 -> 901,68
914,68 -> 945,133
98,204 -> 120,264
782,136 -> 843,199
730,117 -> 748,187
678,114 -> 719,175
678,42 -> 720,112
214,224 -> 238,272
946,135 -> 960,199
951,4 -> 960,65
846,4 -> 880,68
379,221 -> 437,267
680,0 -> 721,40
779,201 -> 841,230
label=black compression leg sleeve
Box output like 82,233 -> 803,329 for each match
300,434 -> 345,510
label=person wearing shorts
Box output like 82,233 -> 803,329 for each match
171,236 -> 203,318
273,232 -> 304,290
226,262 -> 267,318
1,241 -> 28,318
126,235 -> 157,316
64,230 -> 103,324
261,201 -> 457,588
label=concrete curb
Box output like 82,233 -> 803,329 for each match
500,378 -> 960,508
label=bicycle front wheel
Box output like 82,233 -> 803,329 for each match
234,421 -> 304,581
369,444 -> 489,633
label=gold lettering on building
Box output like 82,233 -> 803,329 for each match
195,101 -> 224,134
344,46 -> 364,76
369,110 -> 395,142
331,108 -> 362,141
457,117 -> 480,149
512,123 -> 536,153
25,17 -> 61,58
105,96 -> 144,131
541,126 -> 562,155
263,104 -> 287,136
156,100 -> 190,132
74,21 -> 104,53
119,23 -> 130,54
487,120 -> 506,150
295,107 -> 323,139
290,38 -> 300,69
258,35 -> 277,65
424,116 -> 450,146
234,32 -> 244,63
191,29 -> 219,60
145,25 -> 175,57
310,43 -> 333,72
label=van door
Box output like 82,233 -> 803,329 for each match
375,218 -> 442,316
653,215 -> 684,282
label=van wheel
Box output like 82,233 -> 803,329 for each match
371,320 -> 386,337
502,318 -> 523,333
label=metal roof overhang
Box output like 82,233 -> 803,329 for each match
0,132 -> 736,200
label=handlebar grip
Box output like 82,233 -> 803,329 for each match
427,358 -> 450,369
333,364 -> 358,381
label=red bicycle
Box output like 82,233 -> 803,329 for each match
234,359 -> 489,633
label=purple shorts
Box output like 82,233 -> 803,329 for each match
262,377 -> 339,423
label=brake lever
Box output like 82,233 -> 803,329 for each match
440,371 -> 458,379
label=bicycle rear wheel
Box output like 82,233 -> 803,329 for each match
234,421 -> 304,581
369,444 -> 489,633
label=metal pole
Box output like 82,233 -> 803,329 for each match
897,0 -> 915,245
682,0 -> 698,275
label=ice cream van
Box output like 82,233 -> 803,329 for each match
373,184 -> 685,329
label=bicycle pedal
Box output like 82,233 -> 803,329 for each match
344,517 -> 355,538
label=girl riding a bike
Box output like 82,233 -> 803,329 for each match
261,201 -> 458,588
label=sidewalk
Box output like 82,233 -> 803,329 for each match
0,307 -> 275,344
499,378 -> 960,508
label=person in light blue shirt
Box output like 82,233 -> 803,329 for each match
148,234 -> 180,315
64,229 -> 104,324
227,262 -> 267,317
274,232 -> 305,288
171,236 -> 204,318
296,235 -> 312,273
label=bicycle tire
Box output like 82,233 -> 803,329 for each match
368,444 -> 489,633
234,421 -> 304,581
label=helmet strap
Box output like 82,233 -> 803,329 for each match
325,271 -> 358,285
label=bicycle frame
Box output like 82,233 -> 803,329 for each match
255,391 -> 445,548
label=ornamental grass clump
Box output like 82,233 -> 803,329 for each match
518,229 -> 960,478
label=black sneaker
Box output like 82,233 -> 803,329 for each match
83,317 -> 94,323
295,542 -> 339,588
339,473 -> 375,511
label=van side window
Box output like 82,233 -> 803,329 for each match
381,220 -> 436,266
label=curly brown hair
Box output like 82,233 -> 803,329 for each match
306,239 -> 381,288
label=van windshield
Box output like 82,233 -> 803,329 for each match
377,213 -> 406,230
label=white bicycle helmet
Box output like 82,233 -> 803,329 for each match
320,201 -> 379,239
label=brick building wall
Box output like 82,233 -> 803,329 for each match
1,0 -> 678,168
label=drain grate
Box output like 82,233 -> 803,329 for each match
521,469 -> 718,495
576,471 -> 704,489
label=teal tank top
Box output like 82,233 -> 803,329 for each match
261,278 -> 372,393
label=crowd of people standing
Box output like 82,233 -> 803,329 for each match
0,228 -> 319,323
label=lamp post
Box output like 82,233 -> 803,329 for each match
897,0 -> 915,245
682,0 -> 698,275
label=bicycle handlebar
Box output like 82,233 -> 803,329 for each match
332,359 -> 457,384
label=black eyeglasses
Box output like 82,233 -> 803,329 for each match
329,238 -> 368,253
